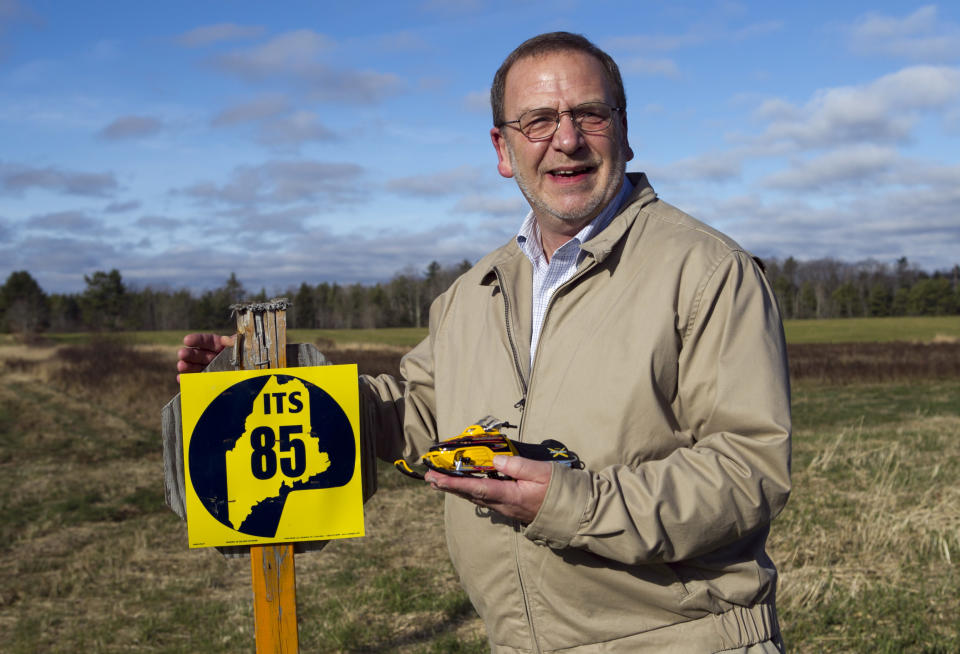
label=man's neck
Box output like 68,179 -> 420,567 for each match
533,175 -> 633,262
536,215 -> 591,263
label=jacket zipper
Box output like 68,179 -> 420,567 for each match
492,265 -> 542,653
494,256 -> 601,654
493,267 -> 528,400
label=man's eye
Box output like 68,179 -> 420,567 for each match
577,110 -> 604,122
524,113 -> 555,126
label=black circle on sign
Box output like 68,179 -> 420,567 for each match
187,374 -> 355,538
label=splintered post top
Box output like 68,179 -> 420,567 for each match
230,297 -> 290,370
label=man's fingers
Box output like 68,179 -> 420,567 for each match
176,334 -> 235,382
493,455 -> 552,482
182,333 -> 234,351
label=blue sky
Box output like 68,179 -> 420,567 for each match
1,1 -> 959,294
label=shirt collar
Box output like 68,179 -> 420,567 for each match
516,175 -> 634,265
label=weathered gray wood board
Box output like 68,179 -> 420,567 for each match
161,343 -> 378,557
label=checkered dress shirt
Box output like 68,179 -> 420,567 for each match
515,176 -> 634,368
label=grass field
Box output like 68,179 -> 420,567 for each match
783,315 -> 960,344
4,315 -> 958,349
0,320 -> 958,652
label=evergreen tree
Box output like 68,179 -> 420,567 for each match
293,283 -> 317,329
867,282 -> 892,317
80,269 -> 127,330
0,270 -> 49,333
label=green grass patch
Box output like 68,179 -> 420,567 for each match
784,316 -> 960,343
12,327 -> 431,349
791,379 -> 960,431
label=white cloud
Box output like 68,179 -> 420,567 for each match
703,168 -> 960,271
176,23 -> 266,48
179,159 -> 366,207
761,145 -> 899,190
211,94 -> 290,126
212,30 -> 403,104
215,30 -> 334,75
621,57 -> 680,78
605,33 -> 703,52
386,165 -> 490,197
746,65 -> 960,150
104,200 -> 141,213
2,235 -> 117,281
0,0 -> 37,29
643,151 -> 743,184
375,31 -> 431,52
731,20 -> 783,40
464,90 -> 490,113
418,0 -> 483,14
452,194 -> 527,217
256,111 -> 338,147
89,39 -> 120,61
0,162 -> 118,197
606,19 -> 783,53
135,215 -> 183,230
849,5 -> 960,61
26,210 -> 102,233
1,219 -> 503,294
98,115 -> 164,140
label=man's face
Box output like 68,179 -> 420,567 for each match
491,50 -> 633,231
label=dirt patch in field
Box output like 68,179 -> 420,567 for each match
333,341 -> 960,385
788,341 -> 960,384
325,347 -> 404,378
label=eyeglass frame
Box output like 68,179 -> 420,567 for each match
497,102 -> 624,141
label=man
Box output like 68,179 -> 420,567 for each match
179,32 -> 790,653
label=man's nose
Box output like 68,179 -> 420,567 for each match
552,112 -> 584,153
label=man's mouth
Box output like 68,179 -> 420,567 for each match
548,165 -> 596,178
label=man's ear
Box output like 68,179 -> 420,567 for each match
491,127 -> 514,178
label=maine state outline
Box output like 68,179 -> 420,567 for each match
225,376 -> 331,533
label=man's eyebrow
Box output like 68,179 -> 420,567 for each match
513,99 -> 610,115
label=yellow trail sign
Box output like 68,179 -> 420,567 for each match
179,365 -> 364,547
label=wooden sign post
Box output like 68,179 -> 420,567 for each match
231,299 -> 299,653
163,297 -> 376,653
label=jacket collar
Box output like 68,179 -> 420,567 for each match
481,172 -> 658,281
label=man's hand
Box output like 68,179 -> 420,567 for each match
176,333 -> 235,381
424,455 -> 552,523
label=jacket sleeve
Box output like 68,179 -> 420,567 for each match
358,305 -> 442,466
524,251 -> 792,564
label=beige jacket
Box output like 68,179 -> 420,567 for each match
361,173 -> 791,653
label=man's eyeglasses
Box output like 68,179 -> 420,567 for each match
498,102 -> 623,141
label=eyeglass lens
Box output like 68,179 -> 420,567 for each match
519,103 -> 613,139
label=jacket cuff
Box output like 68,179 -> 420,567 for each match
523,463 -> 593,549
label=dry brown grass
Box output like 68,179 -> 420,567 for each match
0,340 -> 483,653
771,388 -> 960,652
2,339 -> 958,652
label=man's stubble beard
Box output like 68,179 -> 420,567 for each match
506,139 -> 627,225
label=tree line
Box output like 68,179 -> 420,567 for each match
763,256 -> 959,319
0,261 -> 473,334
1,256 -> 958,335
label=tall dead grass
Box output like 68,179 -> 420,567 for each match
0,340 -> 484,653
2,339 -> 957,652
771,408 -> 960,651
